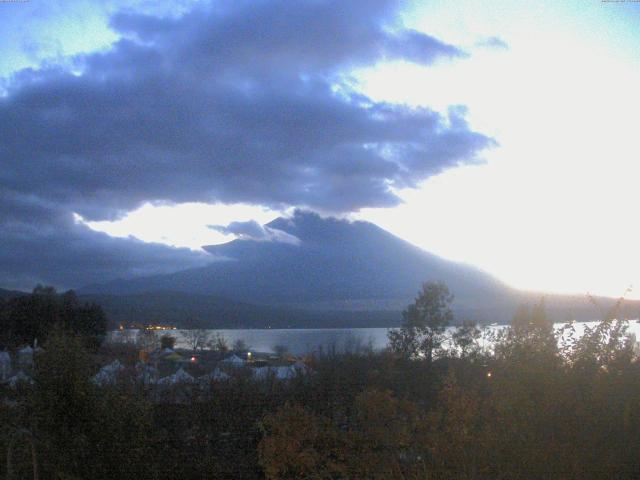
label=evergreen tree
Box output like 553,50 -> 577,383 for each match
388,281 -> 454,362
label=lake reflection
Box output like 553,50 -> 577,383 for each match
109,320 -> 640,356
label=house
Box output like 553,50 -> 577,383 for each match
252,365 -> 296,381
17,345 -> 34,367
136,361 -> 158,385
0,351 -> 11,381
292,360 -> 310,375
200,368 -> 230,382
157,367 -> 195,385
252,360 -> 311,381
220,354 -> 246,367
7,371 -> 33,389
92,360 -> 125,386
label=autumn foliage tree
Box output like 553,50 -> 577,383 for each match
258,404 -> 346,480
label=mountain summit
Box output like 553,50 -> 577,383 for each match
81,211 -> 639,324
85,212 -> 508,307
204,211 -> 510,309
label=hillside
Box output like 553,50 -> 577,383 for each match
83,212 -> 510,312
79,291 -> 401,329
80,211 -> 640,325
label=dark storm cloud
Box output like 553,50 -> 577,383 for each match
209,220 -> 300,245
1,0 -> 492,220
0,190 -> 211,290
0,0 -> 495,288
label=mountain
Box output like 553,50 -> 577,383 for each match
79,291 -> 401,329
81,211 -> 640,325
82,211 -> 511,314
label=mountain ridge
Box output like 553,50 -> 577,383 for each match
79,211 -> 640,325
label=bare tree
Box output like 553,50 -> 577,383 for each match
208,333 -> 229,354
233,338 -> 249,353
183,329 -> 211,353
272,344 -> 289,358
137,328 -> 159,351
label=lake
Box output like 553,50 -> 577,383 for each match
108,320 -> 640,355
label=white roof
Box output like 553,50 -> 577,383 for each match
201,368 -> 230,381
8,371 -> 33,388
221,354 -> 245,365
252,366 -> 271,380
18,345 -> 33,355
136,363 -> 158,385
157,368 -> 195,385
293,361 -> 309,371
92,360 -> 125,386
104,359 -> 124,373
253,365 -> 298,381
136,361 -> 157,373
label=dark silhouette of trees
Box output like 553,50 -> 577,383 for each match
183,329 -> 211,353
160,334 -> 177,350
211,333 -> 230,354
452,320 -> 482,358
388,281 -> 453,361
494,298 -> 558,365
0,286 -> 106,348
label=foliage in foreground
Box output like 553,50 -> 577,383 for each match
0,283 -> 639,479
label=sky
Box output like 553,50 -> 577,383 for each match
1,0 -> 639,298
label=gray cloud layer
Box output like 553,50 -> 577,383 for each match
0,190 -> 211,291
0,0 -> 495,289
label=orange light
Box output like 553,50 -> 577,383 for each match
486,372 -> 492,378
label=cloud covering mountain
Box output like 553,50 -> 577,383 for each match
0,0 -> 494,289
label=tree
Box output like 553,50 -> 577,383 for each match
183,329 -> 211,353
209,333 -> 229,354
495,298 -> 557,363
233,338 -> 249,353
159,334 -> 176,350
0,286 -> 106,348
258,403 -> 346,480
511,298 -> 552,331
347,389 -> 424,479
26,329 -> 98,478
272,344 -> 289,358
452,320 -> 482,358
181,317 -> 211,353
425,371 -> 482,478
388,281 -> 453,362
136,328 -> 160,351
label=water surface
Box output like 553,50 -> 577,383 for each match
109,320 -> 640,355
